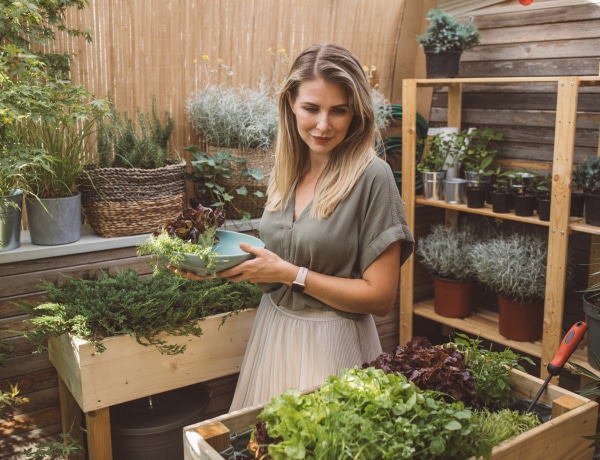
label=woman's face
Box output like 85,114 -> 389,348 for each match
288,78 -> 354,158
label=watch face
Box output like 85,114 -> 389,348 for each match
292,282 -> 304,293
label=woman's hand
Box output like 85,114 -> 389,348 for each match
168,242 -> 296,285
216,242 -> 294,284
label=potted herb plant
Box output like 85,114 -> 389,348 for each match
417,130 -> 460,200
573,155 -> 600,226
416,221 -> 489,318
490,168 -> 513,213
456,127 -> 502,208
185,55 -> 282,218
468,231 -> 554,341
78,96 -> 186,238
416,8 -> 481,78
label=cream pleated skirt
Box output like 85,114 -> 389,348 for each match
229,294 -> 383,412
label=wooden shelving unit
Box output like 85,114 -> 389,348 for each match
400,76 -> 600,380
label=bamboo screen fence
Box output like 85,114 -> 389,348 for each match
52,0 -> 431,155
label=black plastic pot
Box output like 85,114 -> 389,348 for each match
514,193 -> 537,217
424,49 -> 462,78
585,193 -> 600,226
537,196 -> 551,222
492,191 -> 511,213
571,192 -> 585,217
466,187 -> 487,209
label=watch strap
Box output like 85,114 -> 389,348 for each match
292,267 -> 309,293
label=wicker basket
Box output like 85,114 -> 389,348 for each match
79,161 -> 186,237
207,146 -> 273,219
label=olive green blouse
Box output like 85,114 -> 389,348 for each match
259,157 -> 414,315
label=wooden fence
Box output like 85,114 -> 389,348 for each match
54,0 -> 432,155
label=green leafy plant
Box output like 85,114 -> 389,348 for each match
185,145 -> 265,222
491,167 -> 514,193
253,366 -> 484,460
0,1 -> 95,206
416,8 -> 481,53
137,203 -> 226,274
22,433 -> 83,460
573,156 -> 600,195
416,131 -> 459,172
96,96 -> 176,169
456,127 -> 503,176
17,269 -> 262,355
450,333 -> 534,408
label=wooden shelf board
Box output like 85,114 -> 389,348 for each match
415,197 -> 600,234
415,197 -> 549,226
413,299 -> 543,358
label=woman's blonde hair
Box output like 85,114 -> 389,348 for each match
265,42 -> 380,219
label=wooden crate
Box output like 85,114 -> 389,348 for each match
183,368 -> 599,460
49,308 -> 257,412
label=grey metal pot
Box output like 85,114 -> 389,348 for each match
25,193 -> 81,245
0,190 -> 23,252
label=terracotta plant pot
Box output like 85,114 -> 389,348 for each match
432,275 -> 475,318
497,295 -> 544,341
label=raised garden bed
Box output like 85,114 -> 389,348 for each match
183,368 -> 598,460
49,308 -> 257,413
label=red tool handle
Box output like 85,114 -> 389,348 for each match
547,321 -> 588,376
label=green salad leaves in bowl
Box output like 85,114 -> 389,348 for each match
138,204 -> 264,275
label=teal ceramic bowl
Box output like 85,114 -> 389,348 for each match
179,230 -> 264,275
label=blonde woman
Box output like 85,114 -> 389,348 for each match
173,43 -> 414,411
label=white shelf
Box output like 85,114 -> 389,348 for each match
0,218 -> 261,265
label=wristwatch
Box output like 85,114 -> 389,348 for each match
292,267 -> 309,293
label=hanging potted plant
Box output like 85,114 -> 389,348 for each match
572,155 -> 600,226
468,231 -> 562,342
416,8 -> 481,78
416,221 -> 489,318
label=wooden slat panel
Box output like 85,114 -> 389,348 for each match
52,0 -> 411,155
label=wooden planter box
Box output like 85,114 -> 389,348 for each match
49,308 -> 257,413
183,368 -> 599,460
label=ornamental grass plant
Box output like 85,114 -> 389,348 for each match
186,53 -> 283,151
